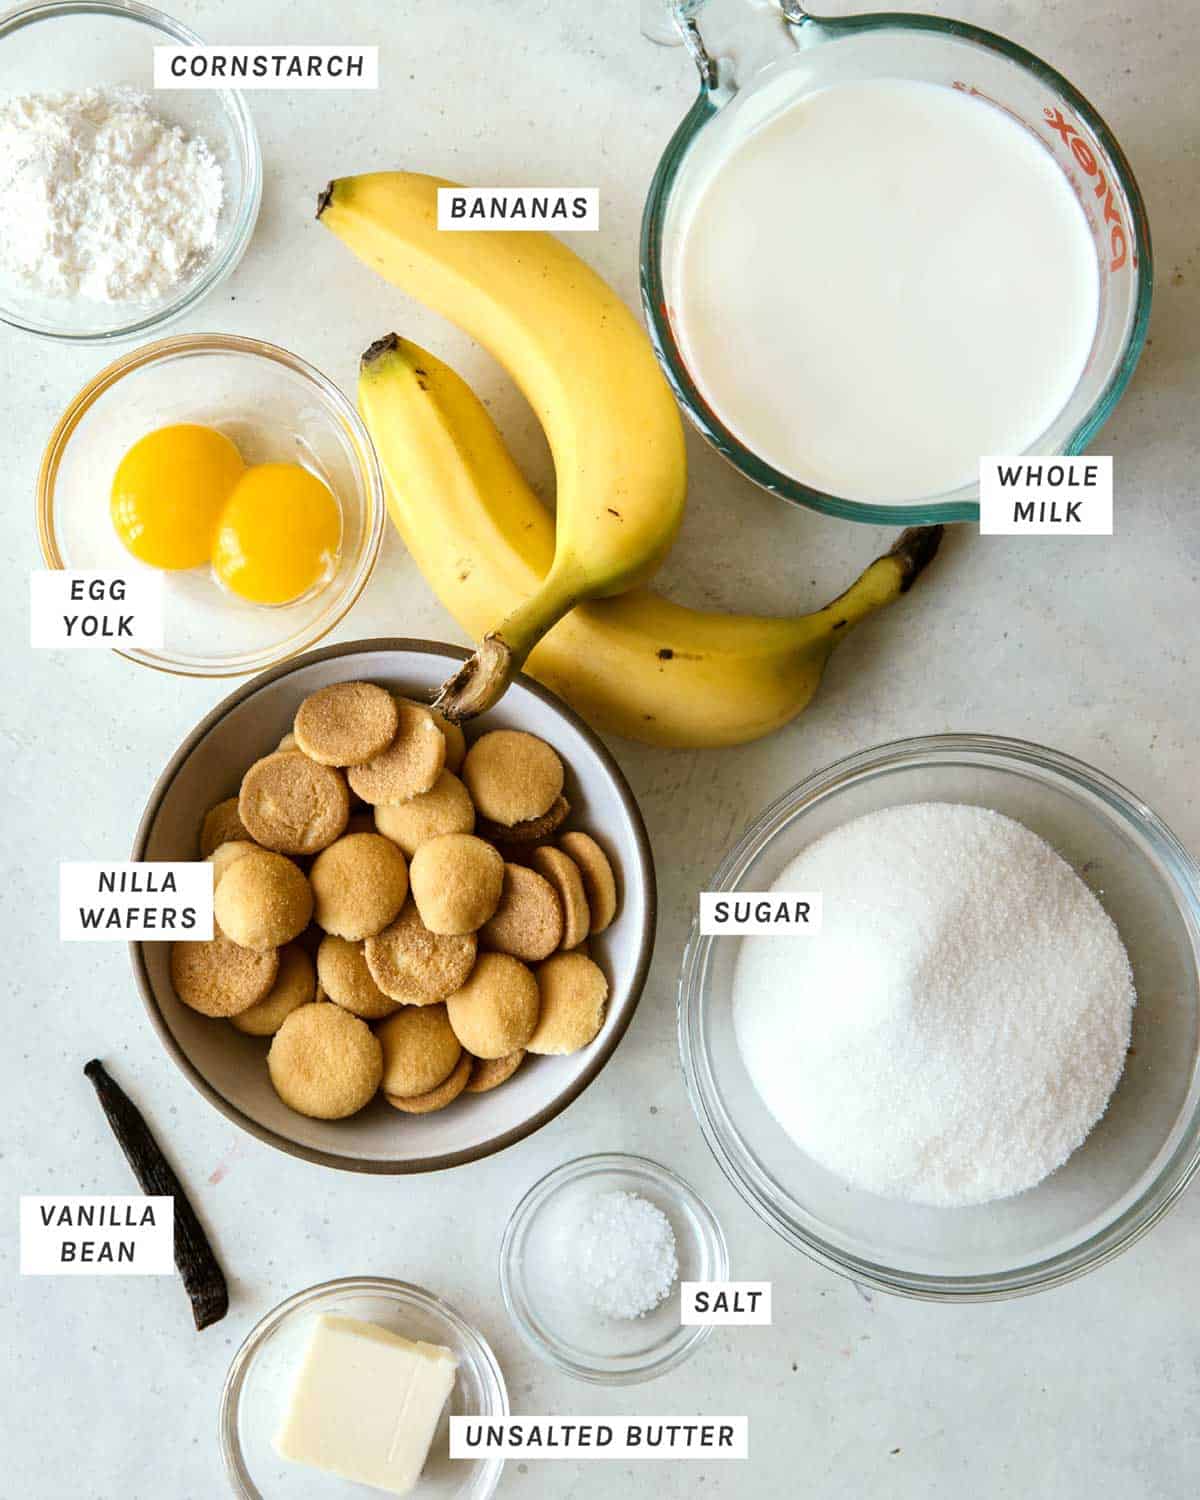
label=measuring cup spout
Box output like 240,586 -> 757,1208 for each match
646,0 -> 817,96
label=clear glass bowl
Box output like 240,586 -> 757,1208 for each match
0,0 -> 261,342
500,1152 -> 728,1384
679,735 -> 1200,1300
641,3 -> 1152,523
219,1277 -> 508,1499
37,334 -> 385,676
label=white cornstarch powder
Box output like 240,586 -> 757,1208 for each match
572,1190 -> 679,1319
0,87 -> 224,302
733,803 -> 1136,1207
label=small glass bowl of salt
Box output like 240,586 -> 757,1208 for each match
499,1152 -> 728,1384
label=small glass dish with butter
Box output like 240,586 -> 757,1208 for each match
219,1276 -> 507,1498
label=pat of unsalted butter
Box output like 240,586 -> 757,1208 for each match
274,1313 -> 458,1495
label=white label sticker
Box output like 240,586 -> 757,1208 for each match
59,862 -> 214,942
979,456 -> 1113,535
699,892 -> 822,936
154,45 -> 378,89
20,1196 -> 174,1275
437,187 -> 599,231
681,1281 -> 772,1325
449,1417 -> 748,1460
31,571 -> 164,650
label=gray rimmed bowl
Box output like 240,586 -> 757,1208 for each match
131,639 -> 656,1173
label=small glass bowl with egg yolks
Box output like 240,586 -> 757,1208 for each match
110,427 -> 343,607
38,333 -> 385,677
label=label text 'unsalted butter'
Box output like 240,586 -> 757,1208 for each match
449,1417 -> 748,1459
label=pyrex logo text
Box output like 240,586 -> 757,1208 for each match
1042,107 -> 1129,271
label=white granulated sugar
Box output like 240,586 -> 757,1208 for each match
572,1190 -> 678,1319
0,87 -> 224,302
733,802 -> 1136,1207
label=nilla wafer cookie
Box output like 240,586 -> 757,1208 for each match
377,1004 -> 462,1099
527,951 -> 608,1055
309,832 -> 409,940
364,901 -> 476,1004
348,701 -> 445,805
230,943 -> 316,1036
171,925 -> 279,1018
199,797 -> 252,857
267,1002 -> 382,1119
479,863 -> 563,962
464,1049 -> 525,1094
317,934 -> 400,1021
463,730 -> 563,827
239,750 -> 349,856
294,681 -> 399,766
557,831 -> 617,934
530,846 -> 590,950
446,952 -> 539,1059
386,1051 -> 472,1114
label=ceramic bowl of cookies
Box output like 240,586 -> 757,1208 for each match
131,639 -> 656,1172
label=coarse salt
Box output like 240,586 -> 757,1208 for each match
0,86 -> 224,303
571,1190 -> 678,1319
733,802 -> 1136,1207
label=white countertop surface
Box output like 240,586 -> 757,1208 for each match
4,1 -> 1199,1495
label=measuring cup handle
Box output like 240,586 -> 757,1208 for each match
648,0 -> 818,94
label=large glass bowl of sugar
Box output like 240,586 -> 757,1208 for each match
679,734 -> 1200,1299
641,1 -> 1151,524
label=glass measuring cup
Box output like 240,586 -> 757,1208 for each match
640,0 -> 1152,524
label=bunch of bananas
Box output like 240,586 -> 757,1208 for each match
319,172 -> 942,748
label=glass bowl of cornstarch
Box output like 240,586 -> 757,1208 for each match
0,0 -> 260,341
680,734 -> 1200,1300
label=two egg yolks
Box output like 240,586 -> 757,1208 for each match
110,424 -> 340,606
111,424 -> 243,572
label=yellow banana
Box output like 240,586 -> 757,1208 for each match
358,336 -> 942,749
318,171 -> 687,713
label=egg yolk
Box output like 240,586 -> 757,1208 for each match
212,462 -> 341,606
111,424 -> 245,570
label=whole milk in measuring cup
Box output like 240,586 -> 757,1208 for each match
670,78 -> 1101,503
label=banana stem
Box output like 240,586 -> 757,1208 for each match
817,524 -> 944,631
435,561 -> 583,720
437,525 -> 943,722
888,525 -> 944,591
